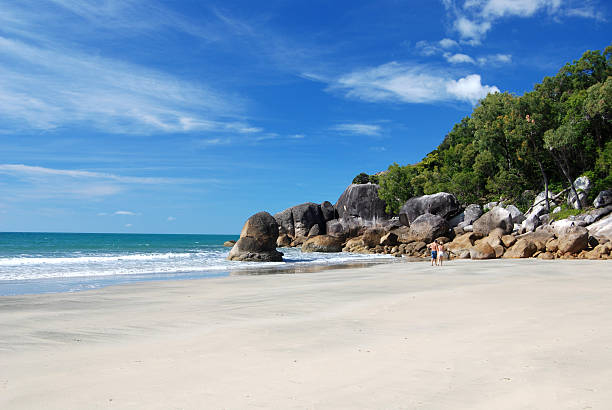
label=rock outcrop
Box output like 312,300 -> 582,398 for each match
228,212 -> 284,262
473,206 -> 513,236
336,184 -> 389,222
399,192 -> 460,226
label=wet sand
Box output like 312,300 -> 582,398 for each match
1,259 -> 611,409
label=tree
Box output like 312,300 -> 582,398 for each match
377,163 -> 414,214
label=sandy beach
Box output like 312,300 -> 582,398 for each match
1,259 -> 611,409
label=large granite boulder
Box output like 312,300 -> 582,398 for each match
593,190 -> 612,208
457,204 -> 483,229
557,226 -> 589,254
335,184 -> 389,222
408,213 -> 449,243
274,202 -> 325,238
302,235 -> 343,253
521,213 -> 541,233
325,217 -> 365,239
228,212 -> 283,262
320,201 -> 337,221
399,192 -> 460,226
505,205 -> 525,224
469,242 -> 496,260
473,206 -> 513,236
587,214 -> 612,242
567,176 -> 591,209
503,238 -> 537,258
362,227 -> 385,248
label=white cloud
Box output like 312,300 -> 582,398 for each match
333,123 -> 382,136
445,53 -> 476,64
113,210 -> 139,216
447,0 -> 600,43
477,53 -> 513,65
439,38 -> 459,49
167,216 -> 176,221
479,0 -> 561,19
446,74 -> 499,104
288,134 -> 306,139
454,17 -> 491,43
125,224 -> 132,228
330,62 -> 499,105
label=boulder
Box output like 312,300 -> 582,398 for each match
505,205 -> 525,224
223,240 -> 236,247
362,227 -> 385,248
276,234 -> 292,247
228,212 -> 283,262
583,205 -> 612,225
552,206 -> 561,214
335,184 -> 389,222
521,213 -> 541,233
343,237 -> 368,253
469,242 -> 496,259
546,238 -> 559,253
501,235 -> 516,248
538,252 -> 555,260
391,226 -> 412,243
399,192 -> 460,226
320,201 -> 337,221
379,232 -> 399,247
408,213 -> 449,243
529,191 -> 557,218
503,238 -> 537,258
273,208 -> 294,237
292,203 -> 325,237
458,204 -> 483,229
447,232 -> 478,256
593,190 -> 612,208
302,235 -> 343,253
567,176 -> 592,209
308,224 -> 321,237
448,212 -> 464,229
473,206 -> 513,236
557,226 -> 589,254
586,214 -> 612,242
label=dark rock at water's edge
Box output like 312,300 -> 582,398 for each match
302,235 -> 344,253
228,211 -> 283,262
399,192 -> 461,226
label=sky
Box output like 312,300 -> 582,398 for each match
0,0 -> 610,234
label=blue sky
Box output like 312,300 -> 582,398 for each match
0,0 -> 609,234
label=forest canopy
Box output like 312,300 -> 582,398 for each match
367,45 -> 612,214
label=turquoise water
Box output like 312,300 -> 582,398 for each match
0,232 -> 392,295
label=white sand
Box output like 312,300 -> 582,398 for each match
1,259 -> 611,409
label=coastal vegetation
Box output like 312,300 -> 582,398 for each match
366,45 -> 612,214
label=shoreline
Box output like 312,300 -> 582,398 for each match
2,259 -> 611,409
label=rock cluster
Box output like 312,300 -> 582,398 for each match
228,177 -> 612,262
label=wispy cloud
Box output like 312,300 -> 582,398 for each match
0,2 -> 267,135
445,53 -> 476,64
0,164 -> 203,200
328,62 -> 499,105
167,216 -> 176,221
333,123 -> 382,136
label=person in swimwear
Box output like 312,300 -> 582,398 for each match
437,240 -> 445,266
428,241 -> 438,266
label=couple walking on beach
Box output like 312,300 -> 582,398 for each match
428,240 -> 445,266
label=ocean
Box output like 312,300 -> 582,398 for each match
0,232 -> 394,295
